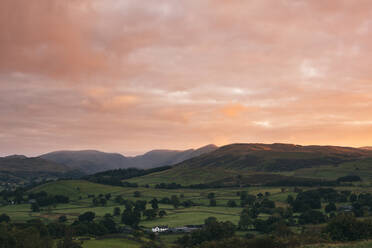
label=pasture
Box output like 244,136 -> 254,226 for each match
0,179 -> 297,227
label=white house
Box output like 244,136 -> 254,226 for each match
152,226 -> 169,233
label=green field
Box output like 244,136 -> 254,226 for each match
3,180 -> 372,226
304,240 -> 372,248
81,238 -> 141,248
0,180 -> 312,227
3,179 -> 372,248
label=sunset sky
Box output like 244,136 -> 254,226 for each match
1,0 -> 372,156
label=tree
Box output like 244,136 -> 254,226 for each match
299,210 -> 326,225
134,200 -> 147,212
99,198 -> 107,206
240,192 -> 256,207
100,215 -> 117,233
57,229 -> 82,248
0,213 -> 10,223
324,214 -> 371,241
158,210 -> 167,218
115,195 -> 124,204
286,195 -> 294,205
150,198 -> 159,210
122,207 -> 141,228
78,211 -> 95,222
207,193 -> 215,199
31,202 -> 40,212
260,199 -> 275,209
209,199 -> 217,207
58,215 -> 67,223
177,218 -> 236,247
105,193 -> 111,200
325,202 -> 337,213
171,195 -> 180,209
133,191 -> 141,197
350,193 -> 358,202
143,209 -> 157,220
113,207 -> 121,216
238,211 -> 252,230
227,200 -> 237,208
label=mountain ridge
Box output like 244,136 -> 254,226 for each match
40,144 -> 218,174
127,143 -> 372,186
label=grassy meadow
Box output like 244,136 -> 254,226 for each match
2,179 -> 372,247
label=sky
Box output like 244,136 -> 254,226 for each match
1,0 -> 372,156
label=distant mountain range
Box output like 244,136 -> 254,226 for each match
0,144 -> 218,184
3,143 -> 372,187
39,144 -> 218,174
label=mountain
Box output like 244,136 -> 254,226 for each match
0,155 -> 80,186
128,143 -> 372,186
129,144 -> 218,169
40,150 -> 130,174
40,144 -> 218,174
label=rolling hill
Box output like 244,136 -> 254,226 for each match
40,150 -> 130,174
0,155 -> 81,186
128,143 -> 372,186
40,144 -> 218,174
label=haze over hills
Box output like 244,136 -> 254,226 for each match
40,150 -> 130,174
128,143 -> 372,186
40,144 -> 218,174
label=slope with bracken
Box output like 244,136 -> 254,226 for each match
128,143 -> 372,186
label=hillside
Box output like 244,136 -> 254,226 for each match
128,143 -> 372,186
0,155 -> 80,186
129,144 -> 218,169
0,155 -> 71,173
41,144 -> 218,174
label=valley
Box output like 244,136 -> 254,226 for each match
2,143 -> 372,248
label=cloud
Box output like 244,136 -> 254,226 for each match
1,0 -> 372,156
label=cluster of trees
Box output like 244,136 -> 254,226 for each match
71,212 -> 120,236
92,193 -> 111,206
155,183 -> 182,189
0,219 -> 82,248
173,217 -> 300,248
337,175 -> 362,183
112,197 -> 168,228
265,178 -> 339,187
85,166 -> 171,187
157,195 -> 196,209
0,187 -> 27,204
176,217 -> 236,247
28,191 -> 69,212
287,188 -> 372,218
324,214 -> 372,241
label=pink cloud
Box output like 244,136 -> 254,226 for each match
1,0 -> 372,156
